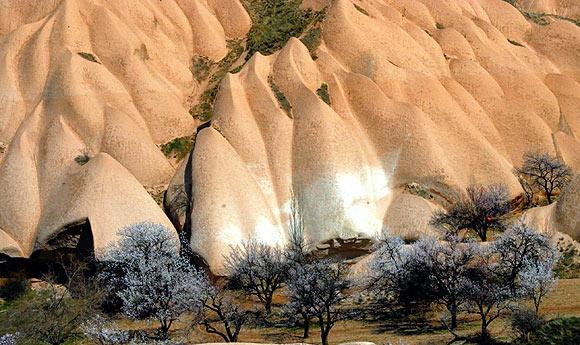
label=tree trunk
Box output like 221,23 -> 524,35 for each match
159,323 -> 170,340
321,329 -> 329,345
546,192 -> 552,204
302,312 -> 310,338
319,316 -> 329,345
480,317 -> 489,343
264,298 -> 272,315
450,306 -> 458,330
480,225 -> 488,242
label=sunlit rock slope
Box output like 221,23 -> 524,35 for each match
0,0 -> 250,257
0,0 -> 579,272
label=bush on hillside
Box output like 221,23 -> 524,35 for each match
526,317 -> 580,345
243,0 -> 325,59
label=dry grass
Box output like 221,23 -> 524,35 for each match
116,279 -> 580,344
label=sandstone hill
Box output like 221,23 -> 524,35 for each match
0,0 -> 579,273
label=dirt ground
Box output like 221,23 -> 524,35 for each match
173,278 -> 580,344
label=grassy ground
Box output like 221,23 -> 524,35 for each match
170,279 -> 580,344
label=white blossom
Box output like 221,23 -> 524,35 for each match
519,259 -> 558,313
0,333 -> 19,345
286,259 -> 350,345
100,222 -> 204,338
82,315 -> 130,345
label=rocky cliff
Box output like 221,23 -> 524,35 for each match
0,0 -> 578,272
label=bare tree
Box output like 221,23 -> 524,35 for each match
100,222 -> 204,339
286,259 -> 350,345
492,222 -> 556,294
282,190 -> 313,337
463,223 -> 558,343
285,190 -> 309,265
463,251 -> 513,343
431,184 -> 510,241
366,229 -> 408,294
366,230 -> 426,313
519,260 -> 557,315
411,237 -> 477,331
197,278 -> 249,342
514,152 -> 573,204
224,240 -> 287,315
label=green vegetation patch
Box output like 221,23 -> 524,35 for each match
268,76 -> 292,116
191,56 -> 214,82
405,182 -> 435,200
301,27 -> 322,59
503,0 -> 580,27
190,40 -> 244,121
554,243 -> 580,279
242,0 -> 326,59
160,136 -> 194,160
316,83 -> 331,105
74,149 -> 91,166
527,317 -> 580,345
230,65 -> 243,74
77,52 -> 100,64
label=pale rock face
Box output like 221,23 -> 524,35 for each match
0,0 -> 579,272
0,0 -> 249,257
169,0 -> 580,271
524,175 -> 580,241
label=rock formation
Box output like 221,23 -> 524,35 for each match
0,0 -> 579,272
0,0 -> 250,258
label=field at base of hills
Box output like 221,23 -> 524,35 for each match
95,278 -> 580,345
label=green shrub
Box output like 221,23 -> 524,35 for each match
0,264 -> 101,345
554,243 -> 580,279
77,52 -> 100,64
243,0 -> 325,59
405,182 -> 434,200
0,279 -> 29,301
511,307 -> 545,340
230,65 -> 243,74
268,76 -> 292,115
190,40 -> 244,121
527,317 -> 580,345
160,136 -> 194,160
74,149 -> 91,166
301,27 -> 322,59
191,56 -> 213,82
316,83 -> 331,105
